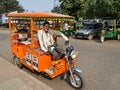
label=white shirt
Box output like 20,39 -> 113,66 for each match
64,23 -> 69,31
38,29 -> 68,52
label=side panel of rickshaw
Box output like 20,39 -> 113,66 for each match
24,49 -> 52,72
11,43 -> 28,59
51,59 -> 67,78
11,43 -> 69,78
104,31 -> 118,38
98,31 -> 119,38
22,48 -> 68,78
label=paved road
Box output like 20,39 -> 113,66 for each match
0,30 -> 120,90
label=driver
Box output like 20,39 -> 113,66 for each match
38,22 -> 69,60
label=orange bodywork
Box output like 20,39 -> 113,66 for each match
8,12 -> 75,78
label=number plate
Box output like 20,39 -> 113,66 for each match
19,33 -> 27,38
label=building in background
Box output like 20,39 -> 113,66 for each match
1,13 -> 8,24
0,11 -> 17,27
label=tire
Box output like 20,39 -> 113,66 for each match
100,36 -> 105,43
13,56 -> 23,69
68,71 -> 85,89
88,34 -> 93,40
117,34 -> 120,40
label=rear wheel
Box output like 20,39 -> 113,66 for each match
117,34 -> 120,40
13,56 -> 23,69
100,36 -> 105,43
68,71 -> 85,89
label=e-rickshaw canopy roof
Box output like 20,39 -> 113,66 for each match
7,12 -> 75,21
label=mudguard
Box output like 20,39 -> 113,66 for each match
74,68 -> 82,73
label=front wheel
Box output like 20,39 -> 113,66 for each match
88,34 -> 93,40
100,36 -> 105,43
68,71 -> 85,89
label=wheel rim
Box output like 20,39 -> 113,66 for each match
117,35 -> 120,40
70,73 -> 82,88
101,36 -> 104,43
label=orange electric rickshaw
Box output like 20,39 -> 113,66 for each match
7,12 -> 84,89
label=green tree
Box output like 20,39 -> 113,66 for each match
95,0 -> 112,18
59,0 -> 86,20
51,6 -> 62,13
86,0 -> 120,18
55,0 -> 120,19
85,0 -> 96,18
111,0 -> 120,18
0,0 -> 24,16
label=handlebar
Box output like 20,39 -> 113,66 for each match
48,42 -> 57,48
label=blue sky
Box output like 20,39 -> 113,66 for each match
18,0 -> 59,12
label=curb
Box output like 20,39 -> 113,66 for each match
0,57 -> 53,90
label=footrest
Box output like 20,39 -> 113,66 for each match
44,66 -> 54,75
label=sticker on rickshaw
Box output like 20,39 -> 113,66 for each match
25,52 -> 31,66
32,55 -> 38,70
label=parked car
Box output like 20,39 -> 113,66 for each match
75,22 -> 103,40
